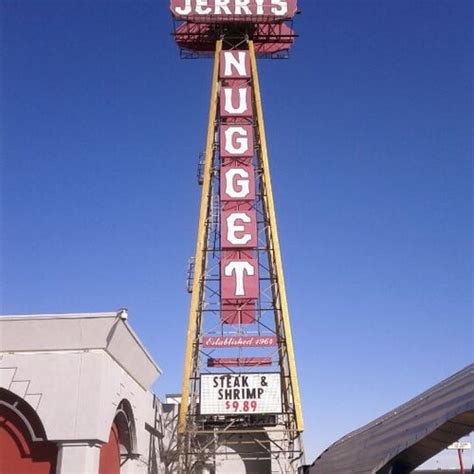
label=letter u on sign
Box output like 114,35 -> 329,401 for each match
220,83 -> 252,118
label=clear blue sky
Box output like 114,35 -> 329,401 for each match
1,0 -> 472,461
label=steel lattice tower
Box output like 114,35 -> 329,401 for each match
169,3 -> 304,472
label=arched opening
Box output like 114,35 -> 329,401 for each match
0,389 -> 57,474
217,432 -> 273,474
99,399 -> 137,474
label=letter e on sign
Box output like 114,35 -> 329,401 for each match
221,210 -> 257,249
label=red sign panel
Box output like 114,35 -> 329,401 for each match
221,302 -> 256,325
202,336 -> 278,348
220,160 -> 255,202
220,82 -> 252,118
220,51 -> 251,79
218,50 -> 258,324
220,125 -> 254,158
207,357 -> 273,368
170,1 -> 298,23
221,210 -> 258,249
221,254 -> 259,300
175,22 -> 296,55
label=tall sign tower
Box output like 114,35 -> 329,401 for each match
171,2 -> 304,472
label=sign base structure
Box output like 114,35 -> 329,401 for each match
170,4 -> 304,471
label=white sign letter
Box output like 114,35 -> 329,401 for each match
271,0 -> 288,15
223,87 -> 248,115
196,0 -> 212,14
224,127 -> 249,155
215,0 -> 231,14
235,0 -> 251,15
225,168 -> 250,198
226,213 -> 252,245
174,0 -> 192,15
255,0 -> 264,15
224,261 -> 255,297
224,52 -> 248,77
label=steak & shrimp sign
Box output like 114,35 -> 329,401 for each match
200,373 -> 282,415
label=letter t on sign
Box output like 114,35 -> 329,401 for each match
221,257 -> 259,299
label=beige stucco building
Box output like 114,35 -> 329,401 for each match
0,311 -> 171,473
0,311 -> 305,474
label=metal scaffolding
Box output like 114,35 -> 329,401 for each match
173,35 -> 305,473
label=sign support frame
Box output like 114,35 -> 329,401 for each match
178,39 -> 223,436
248,39 -> 304,433
175,36 -> 305,474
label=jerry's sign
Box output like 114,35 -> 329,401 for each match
171,0 -> 297,22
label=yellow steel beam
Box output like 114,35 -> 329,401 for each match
248,40 -> 304,432
178,40 -> 223,435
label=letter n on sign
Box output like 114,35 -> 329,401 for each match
220,51 -> 251,79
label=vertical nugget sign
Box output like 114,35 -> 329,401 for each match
220,51 -> 258,325
174,2 -> 305,465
